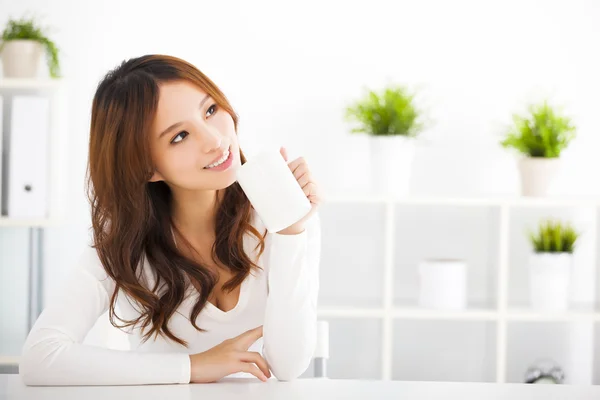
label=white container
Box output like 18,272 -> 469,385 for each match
0,40 -> 44,78
236,148 -> 312,233
518,157 -> 561,197
418,259 -> 467,310
369,135 -> 415,197
529,253 -> 572,311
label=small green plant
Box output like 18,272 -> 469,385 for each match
500,101 -> 576,158
344,85 -> 425,137
529,220 -> 579,253
0,16 -> 60,78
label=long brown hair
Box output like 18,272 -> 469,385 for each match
86,55 -> 265,346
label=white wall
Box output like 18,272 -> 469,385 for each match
1,0 -> 599,381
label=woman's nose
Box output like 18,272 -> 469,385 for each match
196,123 -> 222,153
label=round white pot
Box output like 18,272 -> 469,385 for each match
418,259 -> 467,310
1,40 -> 44,78
518,157 -> 561,197
369,135 -> 415,197
529,253 -> 572,311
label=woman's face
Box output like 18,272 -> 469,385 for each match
149,81 -> 240,191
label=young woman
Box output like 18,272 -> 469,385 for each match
19,55 -> 321,386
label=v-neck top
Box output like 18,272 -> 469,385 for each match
18,211 -> 321,386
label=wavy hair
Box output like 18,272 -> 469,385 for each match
86,55 -> 265,346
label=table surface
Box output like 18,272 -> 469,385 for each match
3,375 -> 600,400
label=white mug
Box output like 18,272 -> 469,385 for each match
236,148 -> 312,233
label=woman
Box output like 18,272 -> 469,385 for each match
19,55 -> 321,386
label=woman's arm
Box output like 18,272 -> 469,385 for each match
19,247 -> 191,386
261,213 -> 321,381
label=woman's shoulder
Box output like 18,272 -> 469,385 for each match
70,245 -> 117,295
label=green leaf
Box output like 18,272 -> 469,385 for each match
344,85 -> 425,137
529,219 -> 579,254
500,101 -> 576,158
1,16 -> 61,78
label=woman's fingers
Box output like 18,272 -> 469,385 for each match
280,147 -> 289,162
287,157 -> 307,174
302,182 -> 318,197
296,170 -> 312,188
239,351 -> 271,378
238,362 -> 268,382
233,326 -> 264,350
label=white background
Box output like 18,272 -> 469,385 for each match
1,0 -> 599,383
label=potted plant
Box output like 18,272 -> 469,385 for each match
500,101 -> 576,197
344,84 -> 425,197
0,16 -> 60,78
528,220 -> 579,311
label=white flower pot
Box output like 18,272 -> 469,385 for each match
529,253 -> 572,311
369,135 -> 415,197
0,40 -> 44,78
418,259 -> 467,310
518,157 -> 561,197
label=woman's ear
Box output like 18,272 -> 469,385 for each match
148,170 -> 164,182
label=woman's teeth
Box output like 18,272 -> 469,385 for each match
205,149 -> 230,169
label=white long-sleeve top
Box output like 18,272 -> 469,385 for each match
19,212 -> 320,386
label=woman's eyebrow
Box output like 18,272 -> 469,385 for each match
158,95 -> 211,139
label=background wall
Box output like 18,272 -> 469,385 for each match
1,0 -> 599,383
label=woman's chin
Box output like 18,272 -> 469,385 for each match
206,168 -> 239,191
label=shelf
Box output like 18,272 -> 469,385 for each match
318,306 -> 600,322
506,308 -> 600,322
0,356 -> 20,366
318,307 -> 385,318
324,194 -> 600,208
392,307 -> 498,321
0,78 -> 63,90
0,217 -> 59,227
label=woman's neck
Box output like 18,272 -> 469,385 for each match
171,188 -> 220,237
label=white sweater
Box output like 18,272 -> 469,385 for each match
19,212 -> 320,386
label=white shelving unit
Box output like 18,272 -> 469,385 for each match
0,78 -> 67,373
0,77 -> 68,223
314,194 -> 600,383
0,78 -> 63,90
0,217 -> 58,227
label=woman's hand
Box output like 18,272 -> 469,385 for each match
189,326 -> 271,383
278,147 -> 322,235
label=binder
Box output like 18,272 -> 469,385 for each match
0,95 -> 3,215
4,95 -> 50,218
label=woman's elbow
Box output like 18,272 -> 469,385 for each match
19,340 -> 62,386
269,355 -> 312,381
19,353 -> 45,386
265,340 -> 316,381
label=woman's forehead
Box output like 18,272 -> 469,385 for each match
152,81 -> 209,136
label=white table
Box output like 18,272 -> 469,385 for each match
2,375 -> 600,400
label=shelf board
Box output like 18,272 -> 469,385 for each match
0,356 -> 20,366
392,306 -> 498,321
0,216 -> 58,227
318,306 -> 600,322
506,308 -> 600,322
317,307 -> 385,318
325,194 -> 600,208
0,78 -> 63,90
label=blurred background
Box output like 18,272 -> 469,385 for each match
1,0 -> 600,385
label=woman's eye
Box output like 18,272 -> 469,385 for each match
171,131 -> 188,144
206,104 -> 218,117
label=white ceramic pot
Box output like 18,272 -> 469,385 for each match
0,40 -> 44,78
418,259 -> 467,310
369,135 -> 415,197
529,253 -> 572,311
518,157 -> 561,197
